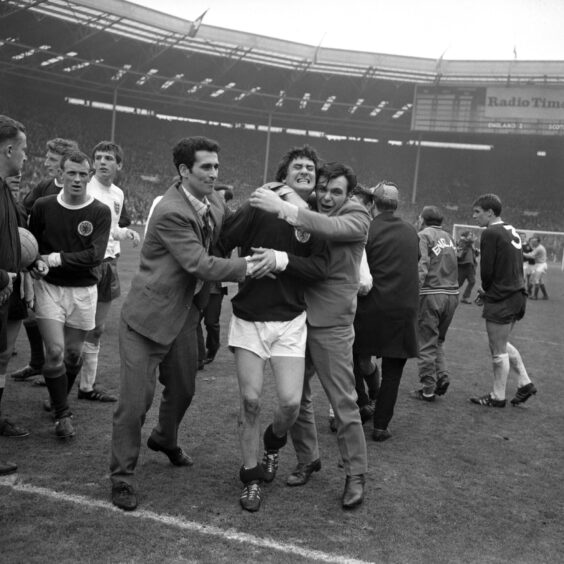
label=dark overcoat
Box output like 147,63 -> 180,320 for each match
353,211 -> 419,358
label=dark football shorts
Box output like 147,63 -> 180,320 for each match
97,258 -> 121,303
8,275 -> 27,321
482,291 -> 526,324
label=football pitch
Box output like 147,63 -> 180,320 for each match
2,232 -> 564,564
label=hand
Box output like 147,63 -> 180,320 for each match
128,229 -> 141,247
475,288 -> 485,306
30,259 -> 49,280
358,282 -> 372,296
0,283 -> 12,306
249,247 -> 277,279
249,187 -> 285,215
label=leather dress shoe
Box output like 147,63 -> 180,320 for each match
0,460 -> 18,476
111,481 -> 138,511
342,474 -> 365,509
372,428 -> 392,442
286,458 -> 321,487
147,436 -> 193,466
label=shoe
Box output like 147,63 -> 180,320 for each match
111,481 -> 138,511
434,375 -> 450,396
286,459 -> 321,487
410,389 -> 435,402
262,450 -> 279,483
32,378 -> 47,387
10,364 -> 42,381
461,299 -> 472,304
0,460 -> 18,476
240,480 -> 262,512
470,393 -> 506,407
202,356 -> 214,365
54,415 -> 75,439
0,418 -> 30,438
198,361 -> 205,371
359,403 -> 375,424
342,474 -> 365,509
510,383 -> 537,406
77,385 -> 117,402
372,428 -> 392,442
147,436 -> 193,466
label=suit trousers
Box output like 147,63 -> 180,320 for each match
290,324 -> 367,476
110,304 -> 199,485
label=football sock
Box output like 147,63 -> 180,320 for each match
239,464 -> 264,484
43,365 -> 69,419
65,357 -> 83,394
263,423 -> 287,451
24,319 -> 45,370
507,342 -> 531,388
79,341 -> 99,392
491,353 -> 509,400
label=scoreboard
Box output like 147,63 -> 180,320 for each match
411,85 -> 564,136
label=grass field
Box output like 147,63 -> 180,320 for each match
2,229 -> 564,564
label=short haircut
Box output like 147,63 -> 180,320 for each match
0,115 -> 25,145
460,230 -> 471,237
530,234 -> 541,242
351,184 -> 374,206
317,161 -> 357,194
60,150 -> 92,171
472,193 -> 502,216
173,136 -> 219,174
215,184 -> 234,201
420,205 -> 443,226
274,145 -> 321,183
92,141 -> 123,164
46,138 -> 79,157
372,180 -> 399,212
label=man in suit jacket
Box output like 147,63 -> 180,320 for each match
110,137 -> 251,511
353,182 -> 420,442
249,162 -> 370,509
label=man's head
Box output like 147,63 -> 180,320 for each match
419,205 -> 444,228
315,162 -> 356,215
529,236 -> 541,248
472,193 -> 502,227
92,141 -> 123,185
275,145 -> 320,200
0,115 -> 27,179
60,150 -> 92,203
214,183 -> 234,202
44,138 -> 79,179
173,136 -> 220,200
372,180 -> 399,213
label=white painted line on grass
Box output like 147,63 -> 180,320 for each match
0,476 -> 373,564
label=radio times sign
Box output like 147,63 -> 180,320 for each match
412,86 -> 564,135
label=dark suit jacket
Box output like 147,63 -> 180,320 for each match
353,211 -> 419,358
121,182 -> 246,346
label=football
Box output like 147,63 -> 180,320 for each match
18,227 -> 39,269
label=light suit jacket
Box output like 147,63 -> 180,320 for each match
285,198 -> 370,327
121,182 -> 246,346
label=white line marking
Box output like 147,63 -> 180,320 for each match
0,476 -> 373,564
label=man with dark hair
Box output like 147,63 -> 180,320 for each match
523,235 -> 548,300
77,141 -> 140,403
29,151 -> 111,440
110,136 -> 252,512
0,115 -> 32,474
411,205 -> 459,402
353,181 -> 419,442
470,193 -> 536,408
10,137 -> 79,384
457,230 -> 479,304
250,161 -> 370,509
220,145 -> 330,512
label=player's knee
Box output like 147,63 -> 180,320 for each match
241,396 -> 261,422
44,343 -> 64,365
278,401 -> 300,422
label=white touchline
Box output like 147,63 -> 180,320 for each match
1,477 -> 374,564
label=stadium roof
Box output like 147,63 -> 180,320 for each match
2,0 -> 564,136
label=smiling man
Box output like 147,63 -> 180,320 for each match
220,145 -> 331,512
110,136 -> 252,512
28,151 -> 111,440
249,161 -> 370,509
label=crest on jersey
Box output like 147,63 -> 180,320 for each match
78,221 -> 94,237
294,227 -> 311,243
114,201 -> 121,215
